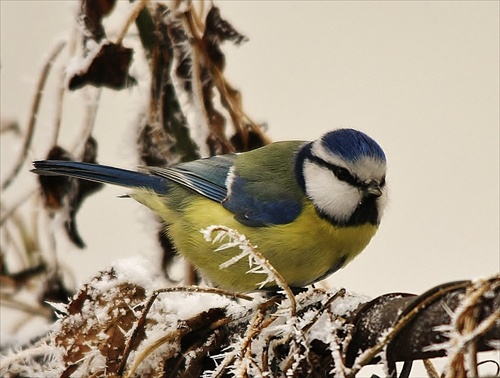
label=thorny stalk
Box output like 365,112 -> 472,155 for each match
203,225 -> 297,317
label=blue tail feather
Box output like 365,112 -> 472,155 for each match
32,160 -> 167,194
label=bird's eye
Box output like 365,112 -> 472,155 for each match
334,167 -> 351,182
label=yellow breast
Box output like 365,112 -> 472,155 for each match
133,189 -> 378,291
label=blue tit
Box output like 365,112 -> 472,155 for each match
32,128 -> 387,292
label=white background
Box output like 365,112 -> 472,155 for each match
1,1 -> 499,374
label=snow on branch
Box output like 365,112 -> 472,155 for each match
1,260 -> 498,377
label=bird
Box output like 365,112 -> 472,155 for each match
32,128 -> 387,292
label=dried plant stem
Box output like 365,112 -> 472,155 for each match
211,351 -> 236,377
1,205 -> 40,269
0,294 -> 53,319
213,300 -> 278,378
182,7 -> 271,148
236,314 -> 264,376
71,88 -> 101,158
117,285 -> 251,376
302,288 -> 347,333
116,0 -> 149,45
0,189 -> 37,226
125,311 -> 234,378
237,304 -> 269,375
52,18 -> 79,146
184,0 -> 206,32
346,281 -> 471,378
2,40 -> 66,191
209,62 -> 271,145
52,70 -> 66,147
446,310 -> 500,377
446,276 -> 500,377
123,329 -> 180,378
423,359 -> 440,378
259,317 -> 284,372
465,309 -> 479,377
147,285 -> 253,301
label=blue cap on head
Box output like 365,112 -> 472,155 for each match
321,129 -> 386,162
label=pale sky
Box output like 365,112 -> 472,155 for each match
1,3 -> 499,372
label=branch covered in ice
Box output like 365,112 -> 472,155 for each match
1,261 -> 498,377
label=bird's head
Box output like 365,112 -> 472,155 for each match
295,129 -> 388,226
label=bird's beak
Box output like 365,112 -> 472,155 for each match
364,181 -> 382,198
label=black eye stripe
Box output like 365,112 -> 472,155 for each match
380,175 -> 386,188
306,155 -> 361,187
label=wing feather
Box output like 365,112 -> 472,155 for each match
145,155 -> 235,202
145,142 -> 306,227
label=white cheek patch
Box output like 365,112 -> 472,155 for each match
303,161 -> 362,223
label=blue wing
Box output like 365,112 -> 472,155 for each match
147,150 -> 303,227
222,174 -> 303,227
145,155 -> 235,203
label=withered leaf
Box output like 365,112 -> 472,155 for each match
204,6 -> 248,46
166,9 -> 193,93
141,5 -> 199,164
91,0 -> 116,17
203,6 -> 248,71
56,268 -> 147,377
80,0 -> 117,42
230,129 -> 268,152
64,137 -> 102,248
69,42 -> 136,90
38,137 -> 103,248
38,146 -> 74,211
163,308 -> 227,377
